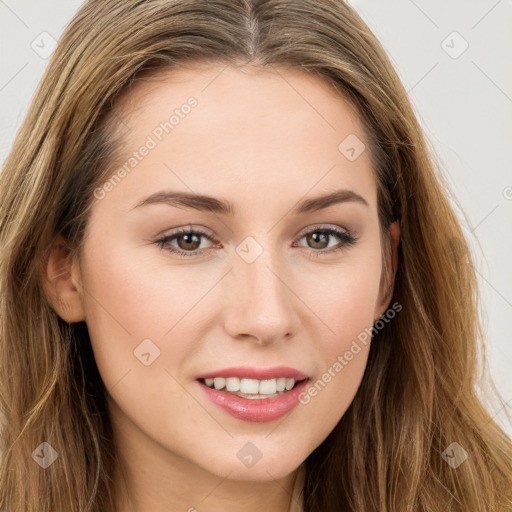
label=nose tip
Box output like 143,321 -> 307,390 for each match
222,251 -> 299,346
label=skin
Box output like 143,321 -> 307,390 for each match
42,62 -> 399,512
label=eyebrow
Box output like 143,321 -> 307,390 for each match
131,188 -> 369,215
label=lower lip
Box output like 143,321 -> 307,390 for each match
197,379 -> 309,422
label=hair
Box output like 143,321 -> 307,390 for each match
1,0 -> 511,510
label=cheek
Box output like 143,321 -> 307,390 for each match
81,228 -> 192,333
297,252 -> 381,420
78,230 -> 223,394
78,240 -> 202,438
310,253 -> 382,344
78,235 -> 180,386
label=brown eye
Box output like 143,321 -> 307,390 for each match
296,226 -> 357,256
175,233 -> 202,251
305,231 -> 330,249
155,228 -> 216,257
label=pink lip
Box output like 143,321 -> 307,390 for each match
197,378 -> 309,422
195,365 -> 308,380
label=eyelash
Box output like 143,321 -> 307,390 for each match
154,226 -> 357,258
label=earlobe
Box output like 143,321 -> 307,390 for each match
376,221 -> 400,318
41,235 -> 86,323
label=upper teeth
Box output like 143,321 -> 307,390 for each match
204,377 -> 297,394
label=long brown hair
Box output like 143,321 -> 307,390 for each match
1,1 -> 511,510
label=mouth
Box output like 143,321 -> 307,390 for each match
196,374 -> 311,422
197,376 -> 309,399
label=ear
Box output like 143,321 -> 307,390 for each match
374,221 -> 400,321
40,235 -> 86,323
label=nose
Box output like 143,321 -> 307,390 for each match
222,241 -> 300,346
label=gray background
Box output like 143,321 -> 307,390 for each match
1,0 -> 511,436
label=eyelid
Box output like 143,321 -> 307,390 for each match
154,226 -> 220,258
155,224 -> 216,239
292,224 -> 357,255
295,223 -> 350,238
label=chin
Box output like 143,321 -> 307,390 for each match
200,448 -> 303,482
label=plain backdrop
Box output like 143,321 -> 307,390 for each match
1,0 -> 511,436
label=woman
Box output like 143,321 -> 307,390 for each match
1,1 -> 511,511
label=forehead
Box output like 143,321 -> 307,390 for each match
116,62 -> 365,137
101,62 -> 377,214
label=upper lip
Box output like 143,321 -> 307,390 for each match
196,365 -> 309,381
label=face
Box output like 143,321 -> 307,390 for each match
45,63 -> 398,487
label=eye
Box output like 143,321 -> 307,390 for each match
294,226 -> 357,256
154,227 -> 217,257
154,225 -> 357,258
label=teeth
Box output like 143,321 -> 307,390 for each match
225,377 -> 240,392
240,378 -> 259,394
259,379 -> 276,394
213,377 -> 225,390
205,377 -> 300,395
